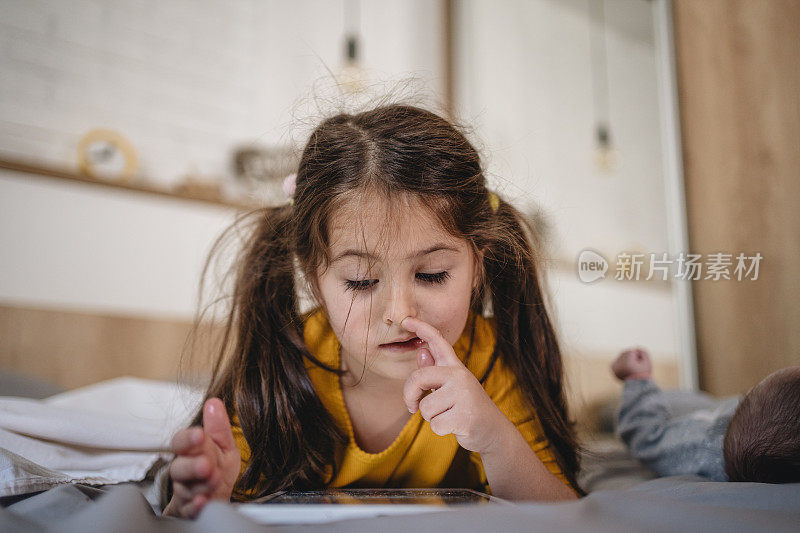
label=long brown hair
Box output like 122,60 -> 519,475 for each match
187,104 -> 582,497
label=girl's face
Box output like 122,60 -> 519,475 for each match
314,193 -> 479,382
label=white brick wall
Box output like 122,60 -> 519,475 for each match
0,0 -> 445,318
0,0 -> 445,184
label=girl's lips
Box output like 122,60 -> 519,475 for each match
379,337 -> 426,352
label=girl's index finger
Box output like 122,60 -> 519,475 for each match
400,317 -> 462,367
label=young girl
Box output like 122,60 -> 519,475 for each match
163,104 -> 582,518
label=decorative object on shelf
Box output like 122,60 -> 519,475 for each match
172,173 -> 225,203
232,145 -> 298,202
77,128 -> 138,183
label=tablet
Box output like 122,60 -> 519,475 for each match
236,488 -> 507,525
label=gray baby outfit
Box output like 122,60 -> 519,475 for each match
616,379 -> 742,482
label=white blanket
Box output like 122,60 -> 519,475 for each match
0,377 -> 203,496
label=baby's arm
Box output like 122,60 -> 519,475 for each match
612,348 -> 675,470
616,378 -> 672,462
613,350 -> 725,479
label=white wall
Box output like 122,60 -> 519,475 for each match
0,0 -> 446,319
456,0 -> 667,257
0,0 -> 682,364
0,169 -> 236,319
0,0 -> 445,183
454,0 -> 680,360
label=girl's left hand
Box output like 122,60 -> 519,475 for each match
401,316 -> 515,455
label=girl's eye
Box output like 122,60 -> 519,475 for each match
417,271 -> 450,284
344,279 -> 378,292
343,272 -> 450,292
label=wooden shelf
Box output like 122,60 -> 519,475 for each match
0,155 -> 671,291
0,155 -> 263,211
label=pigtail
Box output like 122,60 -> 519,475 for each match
192,205 -> 345,498
483,198 -> 584,495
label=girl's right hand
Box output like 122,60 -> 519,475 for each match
162,398 -> 241,519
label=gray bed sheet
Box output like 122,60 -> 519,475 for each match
2,476 -> 798,532
2,375 -> 796,531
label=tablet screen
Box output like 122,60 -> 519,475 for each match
236,488 -> 504,525
263,488 -> 496,505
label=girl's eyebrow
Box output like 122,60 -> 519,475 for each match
332,244 -> 459,264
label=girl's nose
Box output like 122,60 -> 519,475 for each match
384,281 -> 417,325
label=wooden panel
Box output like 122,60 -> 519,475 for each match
672,0 -> 800,395
0,303 -> 677,435
0,303 -> 679,453
0,304 -> 222,390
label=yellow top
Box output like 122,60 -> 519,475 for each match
232,309 -> 572,494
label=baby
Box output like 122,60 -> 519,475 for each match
611,348 -> 800,483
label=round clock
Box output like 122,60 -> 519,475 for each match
77,128 -> 138,182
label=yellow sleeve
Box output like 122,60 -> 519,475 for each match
230,416 -> 252,480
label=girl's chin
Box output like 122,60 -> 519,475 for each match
341,348 -> 419,380
363,356 -> 419,380
376,354 -> 417,368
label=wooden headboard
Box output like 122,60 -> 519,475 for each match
0,301 -> 678,436
0,303 -> 222,390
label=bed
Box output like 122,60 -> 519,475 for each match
1,374 -> 798,532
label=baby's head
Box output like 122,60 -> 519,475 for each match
723,366 -> 800,483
